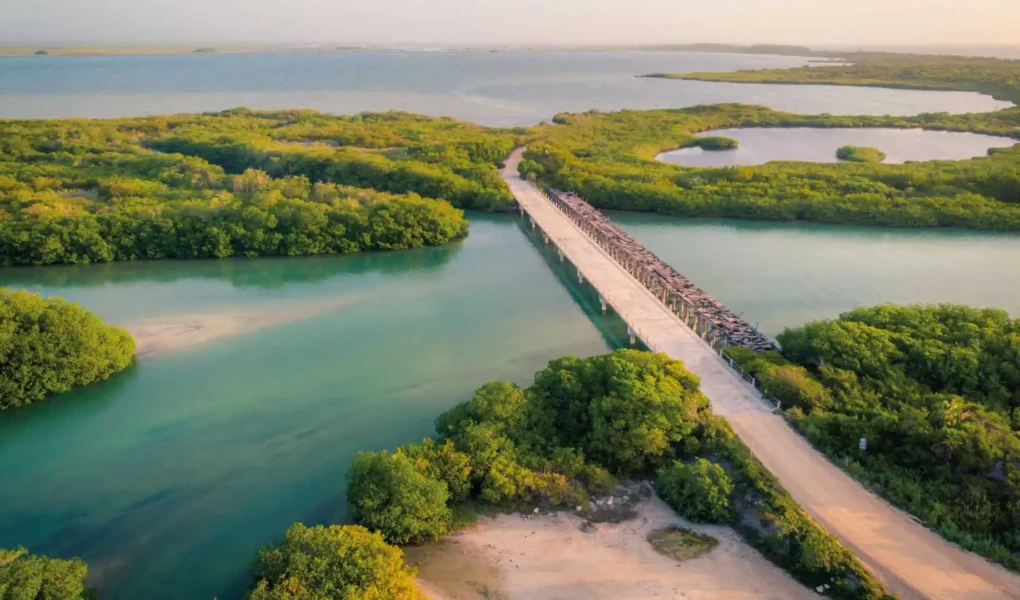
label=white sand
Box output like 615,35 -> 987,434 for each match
123,296 -> 363,358
407,495 -> 816,600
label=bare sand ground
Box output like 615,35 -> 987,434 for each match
406,494 -> 816,600
728,412 -> 1020,600
123,296 -> 363,358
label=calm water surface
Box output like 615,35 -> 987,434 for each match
613,213 -> 1020,335
0,52 -> 1011,126
0,215 -> 619,600
2,50 -> 1019,600
657,128 -> 1018,167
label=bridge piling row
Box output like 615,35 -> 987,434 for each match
529,186 -> 777,353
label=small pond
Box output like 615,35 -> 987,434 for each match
656,127 -> 1017,167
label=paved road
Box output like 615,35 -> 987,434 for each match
503,147 -> 1020,600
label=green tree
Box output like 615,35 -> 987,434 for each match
0,289 -> 135,410
0,547 -> 96,600
247,524 -> 424,600
656,459 -> 733,523
346,451 -> 451,544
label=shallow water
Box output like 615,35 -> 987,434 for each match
0,215 -> 619,600
612,213 -> 1020,336
0,51 -> 1011,126
2,212 -> 1019,599
657,128 -> 1018,167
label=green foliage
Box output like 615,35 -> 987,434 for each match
247,523 -> 424,600
0,109 -> 521,266
655,52 -> 1020,104
523,86 -> 1020,230
0,288 -> 135,410
344,349 -> 885,598
695,418 -> 884,599
646,526 -> 720,561
736,304 -> 1020,571
837,146 -> 886,163
346,451 -> 452,544
689,136 -> 739,150
0,547 -> 96,600
656,458 -> 732,523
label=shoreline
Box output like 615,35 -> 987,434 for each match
406,491 -> 815,600
122,295 -> 364,358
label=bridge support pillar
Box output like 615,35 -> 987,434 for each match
600,296 -> 607,314
557,247 -> 564,262
531,219 -> 535,231
577,269 -> 584,285
627,327 -> 637,347
543,233 -> 549,245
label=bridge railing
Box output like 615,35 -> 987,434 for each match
528,184 -> 776,351
520,181 -> 784,412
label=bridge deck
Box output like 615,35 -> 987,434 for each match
503,147 -> 1020,600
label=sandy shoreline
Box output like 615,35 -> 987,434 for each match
122,296 -> 363,358
406,492 -> 815,600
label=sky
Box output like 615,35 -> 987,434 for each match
3,0 -> 1019,48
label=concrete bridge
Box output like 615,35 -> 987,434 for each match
503,147 -> 1020,600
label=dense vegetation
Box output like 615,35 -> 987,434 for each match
0,547 -> 96,600
0,110 -> 521,266
247,524 -> 423,600
520,53 -> 1020,231
688,136 -> 739,150
653,52 -> 1020,104
520,102 -> 1020,230
345,350 -> 886,598
837,146 -> 886,163
727,304 -> 1020,571
0,288 -> 135,410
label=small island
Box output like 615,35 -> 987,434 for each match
686,136 -> 739,151
836,145 -> 886,163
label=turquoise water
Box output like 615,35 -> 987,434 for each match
2,212 -> 1019,599
657,128 -> 1018,167
1,49 -> 1018,600
0,51 -> 1010,126
0,215 -> 620,600
612,213 -> 1020,336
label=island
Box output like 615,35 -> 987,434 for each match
836,145 -> 886,163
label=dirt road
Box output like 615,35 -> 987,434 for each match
503,147 -> 1020,599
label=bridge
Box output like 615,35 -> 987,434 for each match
503,147 -> 1020,600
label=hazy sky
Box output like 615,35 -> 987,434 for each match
4,0 -> 1019,47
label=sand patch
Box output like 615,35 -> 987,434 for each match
408,493 -> 815,600
123,296 -> 363,358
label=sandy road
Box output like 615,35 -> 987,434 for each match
503,147 -> 1020,599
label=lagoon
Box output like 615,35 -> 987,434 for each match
656,127 -> 1018,167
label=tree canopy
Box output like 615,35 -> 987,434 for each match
0,288 -> 135,410
0,110 -> 523,266
346,349 -> 885,599
247,524 -> 424,600
0,547 -> 96,600
730,303 -> 1020,571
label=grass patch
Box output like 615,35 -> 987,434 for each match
647,526 -> 719,561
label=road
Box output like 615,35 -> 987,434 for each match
503,147 -> 1020,600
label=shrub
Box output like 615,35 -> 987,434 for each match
0,288 -> 135,410
656,458 -> 732,523
247,524 -> 423,600
836,146 -> 887,163
346,451 -> 451,544
690,136 -> 739,150
0,547 -> 95,600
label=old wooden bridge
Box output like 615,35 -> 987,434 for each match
501,147 -> 1020,600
